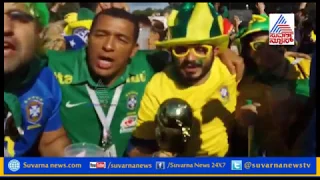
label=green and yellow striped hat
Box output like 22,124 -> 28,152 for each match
156,3 -> 229,50
236,14 -> 299,51
237,14 -> 269,39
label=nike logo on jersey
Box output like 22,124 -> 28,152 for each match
66,101 -> 87,108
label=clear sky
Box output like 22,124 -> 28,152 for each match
128,2 -> 169,12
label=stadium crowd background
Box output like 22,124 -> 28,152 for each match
43,2 -> 316,54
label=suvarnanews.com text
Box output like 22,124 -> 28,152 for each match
23,162 -> 82,169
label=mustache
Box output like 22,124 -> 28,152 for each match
180,60 -> 203,68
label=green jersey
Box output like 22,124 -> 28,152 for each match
47,48 -> 169,156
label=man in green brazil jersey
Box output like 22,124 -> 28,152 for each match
48,8 -> 170,157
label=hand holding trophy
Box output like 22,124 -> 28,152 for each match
153,98 -> 193,157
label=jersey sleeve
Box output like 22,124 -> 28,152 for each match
132,76 -> 161,140
226,75 -> 238,112
217,58 -> 238,113
44,73 -> 63,132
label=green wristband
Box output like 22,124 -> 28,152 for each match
246,99 -> 253,105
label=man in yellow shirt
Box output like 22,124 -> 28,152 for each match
127,3 -> 238,157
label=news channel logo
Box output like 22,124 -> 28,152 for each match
231,160 -> 243,171
8,159 -> 21,172
89,162 -> 106,169
156,161 -> 165,170
269,13 -> 295,45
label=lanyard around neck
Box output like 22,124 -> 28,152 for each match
85,84 -> 124,145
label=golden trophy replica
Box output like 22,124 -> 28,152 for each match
154,98 -> 193,157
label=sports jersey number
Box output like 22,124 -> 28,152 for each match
4,136 -> 15,157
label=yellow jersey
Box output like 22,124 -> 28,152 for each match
286,56 -> 311,79
311,31 -> 316,42
133,57 -> 237,157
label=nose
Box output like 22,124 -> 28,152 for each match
4,15 -> 14,36
186,49 -> 197,62
102,36 -> 115,52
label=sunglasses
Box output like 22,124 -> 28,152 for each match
250,40 -> 286,53
171,45 -> 213,58
5,10 -> 35,23
249,40 -> 268,51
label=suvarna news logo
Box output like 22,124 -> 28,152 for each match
269,13 -> 295,45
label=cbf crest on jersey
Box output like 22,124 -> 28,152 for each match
220,87 -> 229,103
24,96 -> 43,124
269,14 -> 295,45
126,91 -> 138,111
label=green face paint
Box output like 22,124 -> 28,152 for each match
173,55 -> 205,66
195,58 -> 205,66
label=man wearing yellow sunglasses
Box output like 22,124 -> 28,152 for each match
235,14 -> 311,156
128,3 -> 238,157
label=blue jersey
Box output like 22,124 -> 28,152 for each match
4,67 -> 62,157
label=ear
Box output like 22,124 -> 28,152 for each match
213,47 -> 220,56
36,21 -> 44,34
130,44 -> 139,58
37,24 -> 45,50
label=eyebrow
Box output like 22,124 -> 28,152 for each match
93,29 -> 132,41
5,8 -> 33,18
5,6 -> 29,13
5,9 -> 35,23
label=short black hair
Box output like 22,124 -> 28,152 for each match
79,3 -> 99,12
151,20 -> 166,41
90,8 -> 140,43
136,14 -> 152,27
